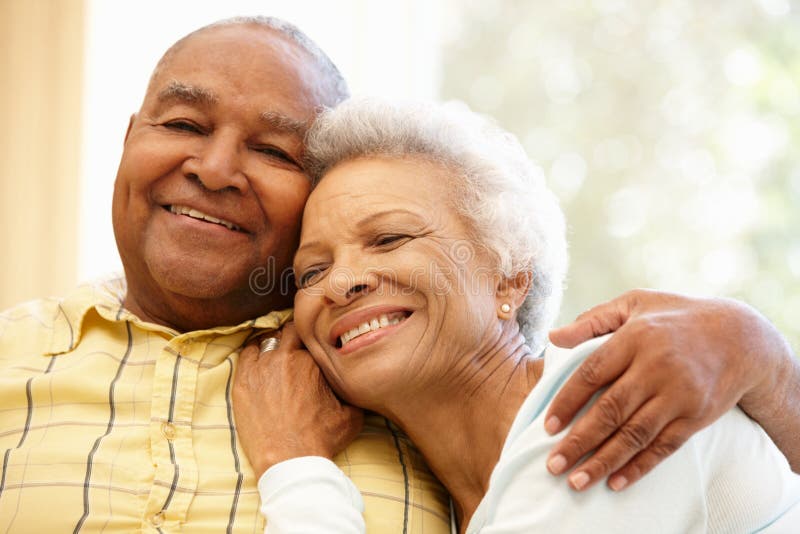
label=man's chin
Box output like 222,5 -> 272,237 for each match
159,271 -> 247,301
142,253 -> 248,296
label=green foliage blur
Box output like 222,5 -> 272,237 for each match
441,0 -> 800,350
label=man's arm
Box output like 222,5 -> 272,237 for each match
542,289 -> 799,492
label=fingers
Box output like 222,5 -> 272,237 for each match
341,403 -> 365,441
606,420 -> 693,491
247,323 -> 300,361
277,322 -> 301,349
549,291 -> 640,348
235,343 -> 261,380
546,371 -> 649,478
544,334 -> 631,434
554,398 -> 672,491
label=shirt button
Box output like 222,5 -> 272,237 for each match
151,511 -> 165,527
161,422 -> 177,441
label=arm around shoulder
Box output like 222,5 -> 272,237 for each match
739,330 -> 800,473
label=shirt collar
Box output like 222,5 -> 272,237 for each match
47,275 -> 293,355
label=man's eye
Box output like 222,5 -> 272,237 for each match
164,120 -> 203,134
254,146 -> 298,165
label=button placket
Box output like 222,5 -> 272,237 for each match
161,421 -> 177,441
151,511 -> 165,527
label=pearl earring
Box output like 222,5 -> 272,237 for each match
501,303 -> 511,313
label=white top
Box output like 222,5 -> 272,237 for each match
465,335 -> 800,533
258,455 -> 365,533
258,336 -> 800,533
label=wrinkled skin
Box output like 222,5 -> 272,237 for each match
233,323 -> 363,478
113,24 -> 333,332
545,289 -> 800,492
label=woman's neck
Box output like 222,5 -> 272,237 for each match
383,333 -> 545,531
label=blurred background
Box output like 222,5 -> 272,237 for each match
2,0 -> 798,349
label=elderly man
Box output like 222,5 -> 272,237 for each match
0,15 -> 797,533
0,17 -> 446,533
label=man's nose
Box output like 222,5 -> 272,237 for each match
183,132 -> 247,192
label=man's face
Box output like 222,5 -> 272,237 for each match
112,25 -> 331,330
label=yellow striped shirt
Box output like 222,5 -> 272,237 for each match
0,278 -> 450,532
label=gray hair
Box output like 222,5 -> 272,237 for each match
304,98 -> 568,352
150,16 -> 349,106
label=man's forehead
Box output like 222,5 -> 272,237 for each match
146,26 -> 322,126
161,24 -> 305,73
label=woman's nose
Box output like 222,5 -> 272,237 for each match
325,266 -> 379,307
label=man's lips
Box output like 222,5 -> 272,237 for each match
329,305 -> 413,348
164,204 -> 246,233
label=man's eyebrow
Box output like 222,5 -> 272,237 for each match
157,80 -> 218,106
260,110 -> 309,138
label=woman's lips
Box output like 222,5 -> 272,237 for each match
338,311 -> 408,346
329,305 -> 413,351
336,313 -> 411,355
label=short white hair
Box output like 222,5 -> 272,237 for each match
151,16 -> 349,106
304,98 -> 568,352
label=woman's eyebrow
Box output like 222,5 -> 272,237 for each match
356,208 -> 425,227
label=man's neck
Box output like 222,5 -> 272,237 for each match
122,285 -> 291,333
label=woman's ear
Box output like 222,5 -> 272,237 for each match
495,271 -> 533,319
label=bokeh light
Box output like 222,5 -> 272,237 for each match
442,0 -> 800,348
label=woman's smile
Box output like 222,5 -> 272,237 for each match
292,156 -> 498,407
334,309 -> 413,355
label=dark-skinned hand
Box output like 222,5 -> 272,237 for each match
233,322 -> 363,479
544,289 -> 799,492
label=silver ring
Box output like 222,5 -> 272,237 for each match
259,337 -> 280,353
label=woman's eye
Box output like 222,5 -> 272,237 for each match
295,267 -> 325,288
164,120 -> 203,134
374,234 -> 410,247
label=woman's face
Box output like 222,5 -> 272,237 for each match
293,157 -> 508,409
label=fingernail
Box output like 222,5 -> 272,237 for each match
569,471 -> 590,491
547,454 -> 567,475
609,475 -> 627,492
545,415 -> 561,434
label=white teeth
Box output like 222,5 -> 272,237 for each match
339,312 -> 408,347
170,205 -> 240,231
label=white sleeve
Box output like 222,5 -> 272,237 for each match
258,456 -> 366,534
694,408 -> 800,533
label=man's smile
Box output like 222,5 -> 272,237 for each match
165,204 -> 246,233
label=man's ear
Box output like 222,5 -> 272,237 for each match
495,270 -> 533,318
123,113 -> 137,144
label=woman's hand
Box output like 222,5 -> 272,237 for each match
543,289 -> 799,492
233,322 -> 364,479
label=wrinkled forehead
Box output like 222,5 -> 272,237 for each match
145,24 -> 332,113
305,157 -> 458,224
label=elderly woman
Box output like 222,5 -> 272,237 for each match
236,99 -> 800,533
